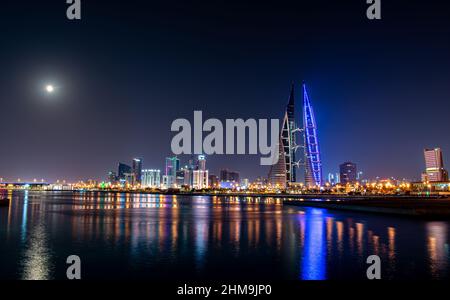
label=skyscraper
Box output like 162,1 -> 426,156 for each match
268,84 -> 297,188
118,163 -> 132,180
303,84 -> 323,187
141,169 -> 161,188
193,170 -> 209,189
132,158 -> 143,184
220,169 -> 240,183
423,148 -> 448,182
340,162 -> 357,184
209,174 -> 219,187
165,156 -> 180,187
268,83 -> 323,188
197,155 -> 206,171
108,171 -> 118,184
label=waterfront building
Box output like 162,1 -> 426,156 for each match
220,169 -> 240,183
209,174 -> 219,188
327,173 -> 335,185
268,83 -> 323,188
132,158 -> 143,184
241,178 -> 249,189
124,172 -> 135,186
197,155 -> 206,171
193,170 -> 209,189
340,162 -> 357,184
108,171 -> 118,184
176,168 -> 187,187
302,84 -> 323,187
165,156 -> 180,188
162,175 -> 169,189
141,169 -> 161,188
118,163 -> 132,180
424,148 -> 448,182
268,84 -> 297,188
357,171 -> 364,181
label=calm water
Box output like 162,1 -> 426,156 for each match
0,190 -> 449,280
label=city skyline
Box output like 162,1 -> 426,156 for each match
1,1 -> 450,182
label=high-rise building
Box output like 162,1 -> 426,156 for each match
240,178 -> 249,189
220,169 -> 240,183
268,84 -> 297,188
303,84 -> 323,187
108,171 -> 118,184
220,169 -> 228,181
124,173 -> 135,185
165,156 -> 180,187
340,162 -> 357,184
209,174 -> 219,187
327,173 -> 335,185
197,155 -> 206,171
357,171 -> 364,181
141,169 -> 161,188
118,163 -> 132,180
193,170 -> 209,189
132,158 -> 143,184
176,169 -> 187,187
424,148 -> 448,182
268,83 -> 323,188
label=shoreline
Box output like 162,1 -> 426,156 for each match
4,189 -> 450,218
14,188 -> 448,200
284,198 -> 450,218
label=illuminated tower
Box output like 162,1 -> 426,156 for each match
302,84 -> 323,186
423,148 -> 448,182
268,84 -> 298,188
132,158 -> 142,184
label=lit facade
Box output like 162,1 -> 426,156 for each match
132,158 -> 143,184
424,148 -> 448,182
269,84 -> 297,188
141,169 -> 161,188
302,84 -> 323,187
165,156 -> 180,188
340,162 -> 357,184
193,170 -> 209,189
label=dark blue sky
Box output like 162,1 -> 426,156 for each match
0,0 -> 450,182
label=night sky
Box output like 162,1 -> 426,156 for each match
1,0 -> 450,182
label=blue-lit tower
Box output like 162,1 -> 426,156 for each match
302,84 -> 323,186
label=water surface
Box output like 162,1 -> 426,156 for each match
0,190 -> 449,280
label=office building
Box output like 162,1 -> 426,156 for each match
340,162 -> 357,184
220,169 -> 240,183
108,171 -> 118,184
268,83 -> 323,188
132,158 -> 143,184
268,84 -> 297,188
303,84 -> 323,187
118,163 -> 132,180
424,148 -> 448,182
209,174 -> 219,188
165,156 -> 180,188
141,169 -> 161,188
193,170 -> 209,189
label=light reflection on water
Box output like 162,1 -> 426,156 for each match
0,190 -> 449,280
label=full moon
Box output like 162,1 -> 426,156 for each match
46,85 -> 55,93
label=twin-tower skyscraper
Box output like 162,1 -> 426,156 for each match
268,83 -> 323,188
